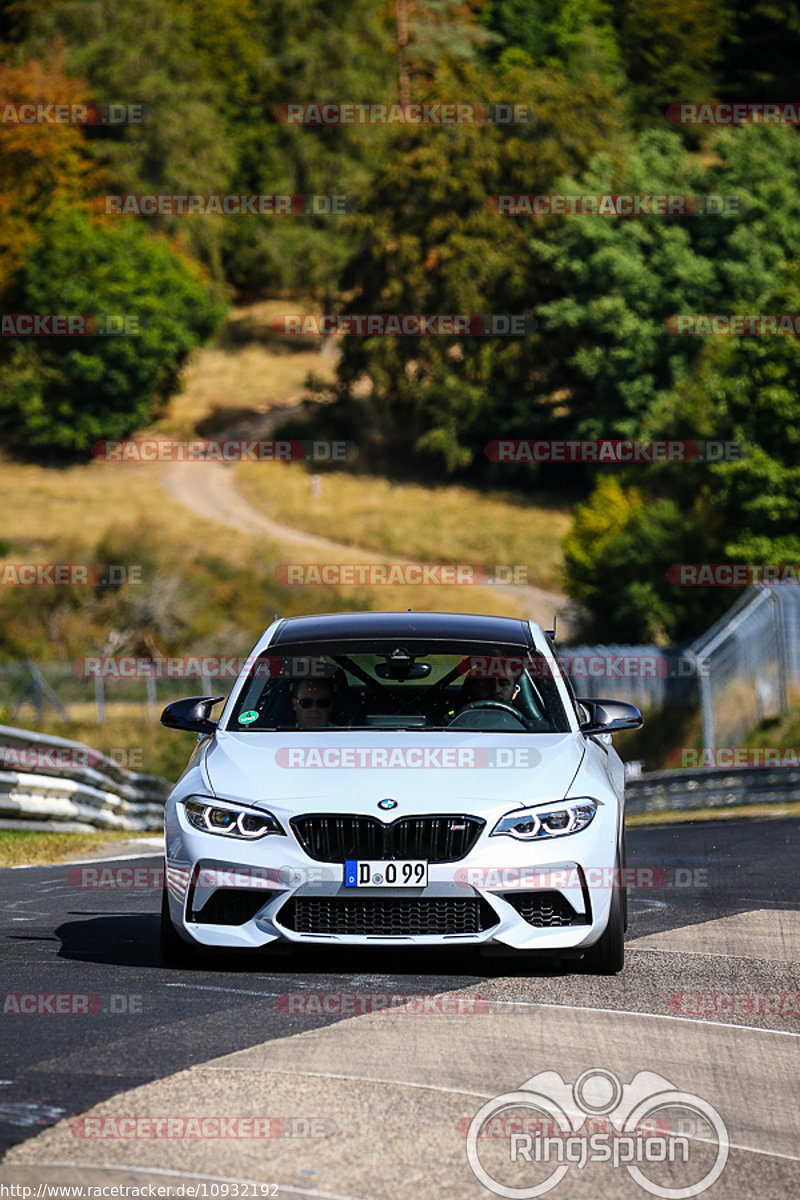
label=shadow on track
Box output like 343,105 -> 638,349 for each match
51,911 -> 576,980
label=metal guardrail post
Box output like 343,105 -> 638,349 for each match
697,652 -> 714,750
771,589 -> 790,713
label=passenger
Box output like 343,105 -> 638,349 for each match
460,668 -> 520,707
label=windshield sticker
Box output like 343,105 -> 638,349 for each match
238,710 -> 259,725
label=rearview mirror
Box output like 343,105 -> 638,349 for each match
578,698 -> 643,735
375,661 -> 431,680
160,695 -> 224,734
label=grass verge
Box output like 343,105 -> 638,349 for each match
235,461 -> 570,593
627,800 -> 800,827
0,829 -> 155,868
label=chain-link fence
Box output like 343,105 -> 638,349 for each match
0,660 -> 233,727
2,585 -> 799,747
691,584 -> 800,747
557,645 -> 698,712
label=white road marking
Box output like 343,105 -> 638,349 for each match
166,983 -> 281,998
194,1067 -> 800,1164
628,944 -> 798,962
9,850 -> 162,870
476,996 -> 800,1038
167,980 -> 800,1037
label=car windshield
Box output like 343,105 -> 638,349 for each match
227,639 -> 570,733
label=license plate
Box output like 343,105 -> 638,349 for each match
344,859 -> 428,888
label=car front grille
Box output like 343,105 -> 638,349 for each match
189,889 -> 276,925
291,814 -> 484,863
501,890 -> 589,927
278,895 -> 498,936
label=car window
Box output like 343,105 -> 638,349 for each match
227,641 -> 570,732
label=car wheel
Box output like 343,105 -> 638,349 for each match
580,865 -> 625,975
160,885 -> 196,967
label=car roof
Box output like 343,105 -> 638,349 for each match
268,611 -> 538,647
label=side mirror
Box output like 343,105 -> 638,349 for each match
578,698 -> 643,735
161,695 -> 224,734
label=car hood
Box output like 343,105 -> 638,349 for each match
203,730 -> 586,813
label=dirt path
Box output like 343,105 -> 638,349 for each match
161,459 -> 580,636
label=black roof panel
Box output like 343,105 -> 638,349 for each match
270,611 -> 534,647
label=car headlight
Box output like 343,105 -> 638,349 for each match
182,797 -> 284,839
491,799 -> 598,840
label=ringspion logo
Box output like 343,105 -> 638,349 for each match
466,1068 -> 728,1198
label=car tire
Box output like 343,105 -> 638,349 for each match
580,863 -> 625,975
621,830 -> 628,932
160,885 -> 196,967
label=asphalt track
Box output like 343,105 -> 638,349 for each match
0,816 -> 798,1199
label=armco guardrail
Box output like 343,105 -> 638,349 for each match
0,723 -> 171,831
2,720 -> 797,829
626,765 -> 800,815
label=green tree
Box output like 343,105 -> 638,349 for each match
563,263 -> 800,642
324,58 -> 622,474
481,0 -> 620,81
0,207 -> 225,453
0,46 -> 101,292
610,0 -> 722,126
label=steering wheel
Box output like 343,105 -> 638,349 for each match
446,700 -> 530,730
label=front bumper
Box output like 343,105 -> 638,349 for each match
164,803 -> 619,952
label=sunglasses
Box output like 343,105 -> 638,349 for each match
296,697 -> 332,709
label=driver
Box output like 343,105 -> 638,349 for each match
291,677 -> 334,730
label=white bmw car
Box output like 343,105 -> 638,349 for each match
160,611 -> 642,974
